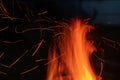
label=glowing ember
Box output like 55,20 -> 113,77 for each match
47,18 -> 97,80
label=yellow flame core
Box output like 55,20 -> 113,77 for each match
47,19 -> 97,80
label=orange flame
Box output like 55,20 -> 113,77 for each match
47,18 -> 97,80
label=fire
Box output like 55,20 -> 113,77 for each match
47,18 -> 97,80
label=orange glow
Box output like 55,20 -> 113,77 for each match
47,18 -> 97,80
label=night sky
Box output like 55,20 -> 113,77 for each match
3,0 -> 120,24
31,0 -> 120,24
82,1 -> 120,24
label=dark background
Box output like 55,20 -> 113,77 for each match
0,0 -> 120,80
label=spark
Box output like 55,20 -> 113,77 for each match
0,26 -> 9,32
20,65 -> 39,75
9,50 -> 28,68
0,52 -> 4,58
15,25 -> 65,33
0,0 -> 9,16
35,59 -> 47,63
2,40 -> 23,44
0,71 -> 7,75
102,36 -> 120,50
0,63 -> 9,68
32,40 -> 44,56
37,11 -> 48,15
45,54 -> 64,66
